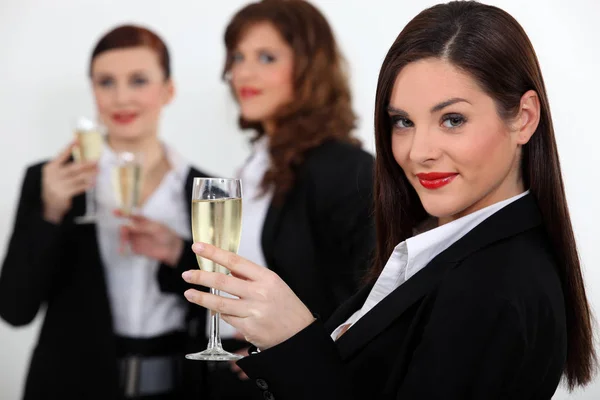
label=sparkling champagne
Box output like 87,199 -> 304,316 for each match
191,198 -> 242,274
112,163 -> 143,215
73,130 -> 104,162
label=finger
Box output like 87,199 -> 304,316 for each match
119,225 -> 131,254
221,315 -> 246,334
182,270 -> 249,298
124,216 -> 164,235
183,289 -> 248,317
61,162 -> 98,178
53,141 -> 78,165
230,362 -> 241,373
237,370 -> 249,380
191,242 -> 265,281
65,179 -> 94,198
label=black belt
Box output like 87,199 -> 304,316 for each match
115,331 -> 186,398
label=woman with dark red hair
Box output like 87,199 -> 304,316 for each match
0,25 -> 210,400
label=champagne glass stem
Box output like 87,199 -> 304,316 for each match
86,186 -> 96,216
207,288 -> 223,351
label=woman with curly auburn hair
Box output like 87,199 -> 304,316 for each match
206,0 -> 375,398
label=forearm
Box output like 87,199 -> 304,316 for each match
0,210 -> 66,326
237,320 -> 356,400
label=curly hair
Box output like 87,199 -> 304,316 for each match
223,0 -> 360,203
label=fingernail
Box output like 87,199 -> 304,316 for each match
192,243 -> 205,252
184,290 -> 194,301
182,271 -> 193,281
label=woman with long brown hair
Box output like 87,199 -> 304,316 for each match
183,1 -> 596,399
206,0 -> 375,397
0,25 -> 210,399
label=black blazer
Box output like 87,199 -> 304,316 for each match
260,140 -> 375,321
0,162 -> 209,400
238,194 -> 568,400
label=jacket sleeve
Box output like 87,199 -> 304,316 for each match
0,164 -> 69,326
237,319 -> 356,400
237,282 -> 528,400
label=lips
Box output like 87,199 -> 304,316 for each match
112,112 -> 138,124
415,172 -> 458,189
239,87 -> 262,99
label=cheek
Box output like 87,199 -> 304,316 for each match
391,133 -> 410,169
270,65 -> 294,101
454,127 -> 512,177
93,90 -> 111,114
138,86 -> 166,112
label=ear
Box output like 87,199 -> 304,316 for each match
163,78 -> 175,106
515,89 -> 540,145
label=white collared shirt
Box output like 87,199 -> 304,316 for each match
237,136 -> 273,270
331,190 -> 530,340
96,143 -> 191,338
214,136 -> 274,339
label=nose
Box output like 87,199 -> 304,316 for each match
231,59 -> 258,83
408,126 -> 441,164
113,83 -> 133,106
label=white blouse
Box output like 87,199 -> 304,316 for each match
331,190 -> 530,340
95,143 -> 191,338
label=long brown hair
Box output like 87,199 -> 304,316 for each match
372,1 -> 595,389
90,24 -> 170,80
223,0 -> 359,202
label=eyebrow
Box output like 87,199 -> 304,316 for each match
387,97 -> 471,116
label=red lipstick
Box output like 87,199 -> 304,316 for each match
112,112 -> 138,125
239,87 -> 261,99
416,172 -> 458,189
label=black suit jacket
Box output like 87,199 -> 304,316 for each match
238,194 -> 568,400
260,140 -> 375,321
0,162 -> 209,400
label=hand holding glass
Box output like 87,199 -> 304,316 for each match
186,177 -> 243,361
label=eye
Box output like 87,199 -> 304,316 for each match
442,114 -> 466,128
231,52 -> 244,63
391,116 -> 414,129
97,77 -> 114,88
258,52 -> 276,64
130,75 -> 148,87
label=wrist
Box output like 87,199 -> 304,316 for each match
164,237 -> 184,268
43,206 -> 66,224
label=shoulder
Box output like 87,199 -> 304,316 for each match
20,161 -> 49,184
301,140 -> 374,187
304,140 -> 374,169
439,227 -> 564,318
187,165 -> 210,179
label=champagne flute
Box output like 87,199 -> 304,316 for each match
73,117 -> 105,224
186,178 -> 243,361
112,151 -> 143,216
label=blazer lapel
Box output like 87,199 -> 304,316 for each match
324,282 -> 374,334
334,194 -> 542,361
335,257 -> 458,360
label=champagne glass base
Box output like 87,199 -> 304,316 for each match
185,347 -> 243,361
75,215 -> 97,224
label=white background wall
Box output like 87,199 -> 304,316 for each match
0,0 -> 598,398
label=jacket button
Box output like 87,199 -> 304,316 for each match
256,379 -> 269,390
263,391 -> 275,400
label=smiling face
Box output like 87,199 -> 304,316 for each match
229,22 -> 294,128
91,46 -> 174,142
388,58 -> 538,224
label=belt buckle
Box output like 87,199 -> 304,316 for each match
122,356 -> 141,398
